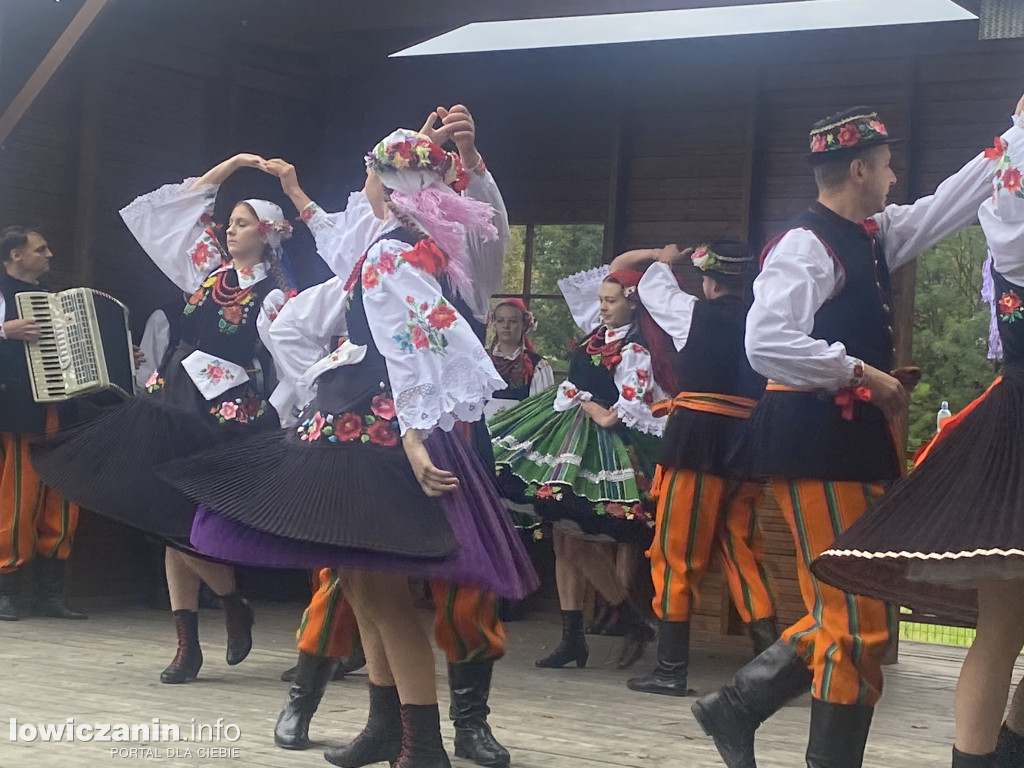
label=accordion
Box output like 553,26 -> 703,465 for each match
16,288 -> 136,402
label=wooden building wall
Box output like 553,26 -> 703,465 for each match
1,5 -> 1022,628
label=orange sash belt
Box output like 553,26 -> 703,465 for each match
765,380 -> 872,422
651,392 -> 758,420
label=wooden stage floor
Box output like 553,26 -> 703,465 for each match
1,603 -> 1018,767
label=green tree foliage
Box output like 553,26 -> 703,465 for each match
494,224 -> 605,375
908,226 -> 1000,452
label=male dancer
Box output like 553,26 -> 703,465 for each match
692,94 -> 1024,768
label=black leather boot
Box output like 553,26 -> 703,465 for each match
280,655 -> 353,683
0,568 -> 22,621
31,556 -> 87,619
160,610 -> 202,684
747,617 -> 780,657
324,683 -> 402,767
393,703 -> 452,768
274,652 -> 339,750
954,747 -> 996,767
449,661 -> 510,767
627,620 -> 691,696
535,610 -> 589,668
616,599 -> 655,669
219,592 -> 254,665
805,698 -> 874,768
996,723 -> 1024,768
691,640 -> 812,768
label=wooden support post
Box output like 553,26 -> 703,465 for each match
740,74 -> 765,249
603,70 -> 628,262
0,0 -> 111,146
72,51 -> 104,288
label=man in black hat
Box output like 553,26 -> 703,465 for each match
609,240 -> 778,698
691,94 -> 1024,768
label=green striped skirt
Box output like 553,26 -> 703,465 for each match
488,387 -> 660,528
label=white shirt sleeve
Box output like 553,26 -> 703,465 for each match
558,265 -> 609,334
119,179 -> 226,293
361,238 -> 505,434
745,228 -> 858,390
980,155 -> 1024,282
638,262 -> 698,351
267,278 -> 349,392
134,309 -> 171,387
612,342 -> 668,435
303,192 -> 383,281
877,114 -> 1024,271
0,293 -> 7,340
529,359 -> 555,395
460,169 -> 510,322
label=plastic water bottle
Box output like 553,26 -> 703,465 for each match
936,401 -> 952,432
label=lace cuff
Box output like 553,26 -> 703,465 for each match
558,265 -> 609,333
394,350 -> 506,434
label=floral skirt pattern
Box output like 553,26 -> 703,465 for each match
488,387 -> 659,530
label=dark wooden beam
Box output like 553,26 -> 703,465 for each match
0,0 -> 111,146
603,71 -> 628,263
72,50 -> 104,288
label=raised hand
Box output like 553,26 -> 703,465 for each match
191,153 -> 267,189
419,111 -> 454,146
438,104 -> 481,169
657,244 -> 694,267
263,158 -> 312,212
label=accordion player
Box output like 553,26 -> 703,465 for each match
15,288 -> 136,404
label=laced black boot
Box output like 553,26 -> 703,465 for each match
31,556 -> 87,619
0,568 -> 22,621
393,703 -> 451,768
160,610 -> 202,684
627,620 -> 691,696
535,610 -> 589,668
219,592 -> 254,665
273,652 -> 339,750
746,617 -> 780,657
691,640 -> 812,768
324,683 -> 402,767
449,661 -> 510,767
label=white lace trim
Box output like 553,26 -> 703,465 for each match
557,264 -> 609,294
395,351 -> 505,433
615,397 -> 666,436
493,435 -> 636,483
820,547 -> 1024,562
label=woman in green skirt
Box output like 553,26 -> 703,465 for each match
489,265 -> 677,669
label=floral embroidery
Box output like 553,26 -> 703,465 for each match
988,138 -> 1024,199
808,111 -> 891,156
190,240 -> 212,269
621,385 -> 637,401
295,396 -> 400,446
535,483 -> 564,501
258,218 -> 293,238
200,360 -> 236,385
144,371 -> 164,393
597,501 -> 645,521
299,202 -> 320,223
183,274 -> 217,316
209,394 -> 268,425
218,292 -> 254,334
393,296 -> 456,354
999,290 -> 1023,323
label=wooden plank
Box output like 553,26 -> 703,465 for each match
0,0 -> 111,145
72,51 -> 104,287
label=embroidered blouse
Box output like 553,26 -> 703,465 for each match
746,113 -> 1024,391
554,266 -> 667,435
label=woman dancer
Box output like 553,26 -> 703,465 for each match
162,128 -> 537,768
813,124 -> 1024,767
486,298 -> 553,412
31,154 -> 292,683
489,265 -> 673,669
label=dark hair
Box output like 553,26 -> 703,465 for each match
0,225 -> 38,263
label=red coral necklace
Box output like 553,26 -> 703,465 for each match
210,272 -> 253,308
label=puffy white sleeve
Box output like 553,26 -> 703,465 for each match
361,239 -> 505,434
980,160 -> 1024,281
877,114 -> 1024,271
460,170 -> 510,322
119,179 -> 226,293
301,193 -> 381,281
134,309 -> 171,387
267,278 -> 349,394
638,261 -> 697,351
745,228 -> 858,390
558,265 -> 608,334
529,360 -> 555,395
0,293 -> 8,340
613,342 -> 667,436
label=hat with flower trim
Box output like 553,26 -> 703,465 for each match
365,128 -> 468,196
690,241 -> 754,276
807,106 -> 901,165
241,198 -> 292,254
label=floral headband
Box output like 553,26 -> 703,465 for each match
808,109 -> 899,163
691,244 -> 753,275
243,198 -> 293,249
365,130 -> 469,193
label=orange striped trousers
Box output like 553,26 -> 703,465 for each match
648,466 -> 776,624
775,478 -> 896,706
296,569 -> 505,663
0,416 -> 78,572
